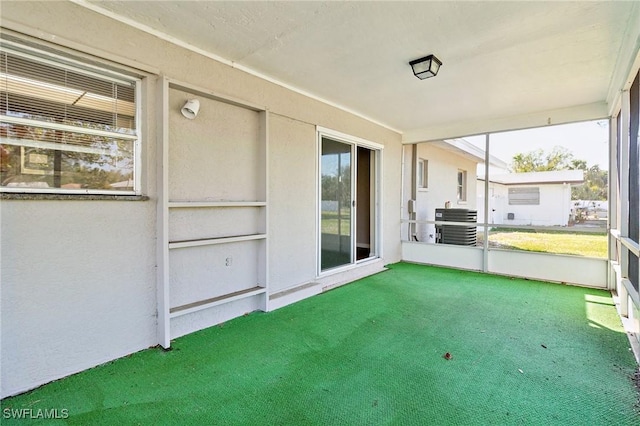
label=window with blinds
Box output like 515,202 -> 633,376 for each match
508,187 -> 540,205
0,40 -> 139,193
456,169 -> 467,201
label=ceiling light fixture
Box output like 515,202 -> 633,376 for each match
409,55 -> 442,80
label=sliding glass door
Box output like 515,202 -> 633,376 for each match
320,133 -> 379,273
320,138 -> 353,270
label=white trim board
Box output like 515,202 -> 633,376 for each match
401,241 -> 608,288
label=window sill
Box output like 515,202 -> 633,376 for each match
0,193 -> 149,201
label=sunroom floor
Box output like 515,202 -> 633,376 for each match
2,262 -> 638,424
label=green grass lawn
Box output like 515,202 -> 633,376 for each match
484,230 -> 607,258
321,210 -> 351,235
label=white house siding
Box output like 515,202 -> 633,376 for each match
478,181 -> 573,226
478,170 -> 583,227
504,183 -> 571,226
402,142 -> 478,243
0,2 -> 402,397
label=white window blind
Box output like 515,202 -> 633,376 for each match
418,158 -> 428,188
0,40 -> 139,194
508,187 -> 540,205
457,169 -> 467,201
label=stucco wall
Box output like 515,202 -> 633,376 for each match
268,114 -> 318,292
0,1 -> 402,398
403,142 -> 478,243
480,182 -> 572,226
0,200 -> 158,397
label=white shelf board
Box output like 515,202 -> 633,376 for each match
169,233 -> 266,249
168,201 -> 267,208
169,286 -> 266,318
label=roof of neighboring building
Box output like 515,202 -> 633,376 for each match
433,139 -> 509,169
478,170 -> 584,185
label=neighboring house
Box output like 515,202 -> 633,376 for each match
477,170 -> 584,226
402,139 -> 507,242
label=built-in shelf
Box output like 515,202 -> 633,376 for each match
170,286 -> 266,318
168,201 -> 266,208
169,233 -> 267,249
157,78 -> 269,348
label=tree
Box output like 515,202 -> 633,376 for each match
321,165 -> 351,206
572,165 -> 608,201
510,146 -> 586,173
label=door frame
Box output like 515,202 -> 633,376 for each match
316,126 -> 383,277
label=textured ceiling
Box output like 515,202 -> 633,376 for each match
86,1 -> 637,136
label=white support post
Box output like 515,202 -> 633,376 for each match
609,114 -> 619,291
621,90 -> 631,281
636,80 -> 640,296
619,90 -> 631,272
410,144 -> 417,241
483,134 -> 490,273
156,76 -> 171,348
260,110 -> 270,312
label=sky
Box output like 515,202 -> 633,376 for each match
464,119 -> 610,171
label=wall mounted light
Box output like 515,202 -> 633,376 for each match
409,54 -> 442,80
181,99 -> 200,119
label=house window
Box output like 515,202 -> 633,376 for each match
457,169 -> 467,201
508,187 -> 540,205
0,40 -> 140,194
418,158 -> 428,189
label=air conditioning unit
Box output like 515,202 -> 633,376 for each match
435,208 -> 477,246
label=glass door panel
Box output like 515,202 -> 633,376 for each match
321,138 -> 352,271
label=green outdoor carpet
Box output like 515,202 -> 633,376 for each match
2,262 -> 639,425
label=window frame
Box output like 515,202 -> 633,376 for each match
316,126 -> 383,276
417,158 -> 428,190
457,169 -> 467,202
0,39 -> 142,196
508,186 -> 541,205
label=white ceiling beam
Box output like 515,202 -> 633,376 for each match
402,102 -> 608,144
